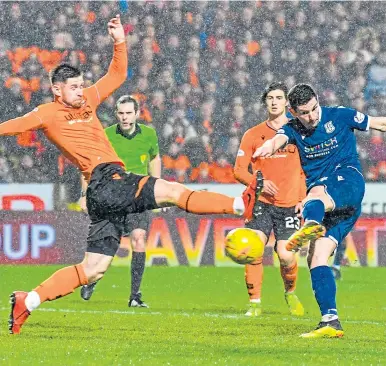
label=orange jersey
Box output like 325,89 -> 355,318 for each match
234,120 -> 306,207
0,42 -> 127,182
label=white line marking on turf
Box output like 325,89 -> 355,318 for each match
0,307 -> 162,316
0,307 -> 384,326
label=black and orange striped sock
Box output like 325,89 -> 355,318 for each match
177,189 -> 234,215
245,257 -> 263,300
280,262 -> 298,293
34,264 -> 88,302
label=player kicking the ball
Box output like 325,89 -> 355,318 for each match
254,83 -> 386,338
3,15 -> 261,335
234,82 -> 306,317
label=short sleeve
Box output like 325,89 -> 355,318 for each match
337,107 -> 369,131
276,123 -> 295,145
149,129 -> 159,159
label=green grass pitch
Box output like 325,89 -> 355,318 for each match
1,265 -> 386,365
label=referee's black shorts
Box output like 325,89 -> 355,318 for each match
123,211 -> 150,237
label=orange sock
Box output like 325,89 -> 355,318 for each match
280,262 -> 298,293
34,264 -> 88,303
177,189 -> 234,214
244,257 -> 263,300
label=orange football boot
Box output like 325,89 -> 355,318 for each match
9,291 -> 31,334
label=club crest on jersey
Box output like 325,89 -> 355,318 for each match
140,154 -> 147,164
237,149 -> 245,157
354,111 -> 365,123
324,121 -> 335,134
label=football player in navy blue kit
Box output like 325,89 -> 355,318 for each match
254,83 -> 386,338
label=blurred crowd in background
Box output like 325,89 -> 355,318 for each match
1,0 -> 386,203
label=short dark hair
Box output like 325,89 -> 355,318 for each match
288,84 -> 318,110
115,95 -> 139,114
260,82 -> 288,104
50,64 -> 82,84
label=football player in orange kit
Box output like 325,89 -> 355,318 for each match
234,82 -> 306,317
3,15 -> 261,334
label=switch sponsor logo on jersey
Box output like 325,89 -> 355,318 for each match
304,136 -> 338,158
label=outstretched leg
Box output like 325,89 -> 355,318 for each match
153,171 -> 263,221
9,239 -> 118,334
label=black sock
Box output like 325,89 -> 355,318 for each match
131,252 -> 146,299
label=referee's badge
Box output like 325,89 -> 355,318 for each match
324,121 -> 335,134
140,155 -> 147,164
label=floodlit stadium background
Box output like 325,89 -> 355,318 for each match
1,1 -> 386,266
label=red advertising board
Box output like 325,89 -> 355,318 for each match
0,184 -> 54,211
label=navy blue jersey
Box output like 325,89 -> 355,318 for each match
277,106 -> 369,188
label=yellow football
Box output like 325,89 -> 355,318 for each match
225,228 -> 264,265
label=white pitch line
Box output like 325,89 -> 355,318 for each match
0,307 -> 384,326
0,307 -> 162,316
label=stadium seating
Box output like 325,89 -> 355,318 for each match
0,1 -> 385,187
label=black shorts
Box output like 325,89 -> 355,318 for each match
245,201 -> 300,241
86,163 -> 158,255
123,211 -> 150,237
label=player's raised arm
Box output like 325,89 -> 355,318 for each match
252,134 -> 288,158
368,117 -> 386,132
234,131 -> 256,186
89,14 -> 128,104
0,108 -> 44,136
